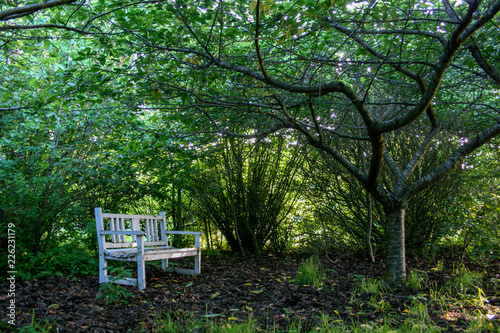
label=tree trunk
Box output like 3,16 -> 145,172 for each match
203,217 -> 212,251
171,183 -> 176,227
365,194 -> 375,263
385,204 -> 407,284
356,111 -> 375,263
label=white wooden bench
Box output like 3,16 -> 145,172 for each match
95,207 -> 202,290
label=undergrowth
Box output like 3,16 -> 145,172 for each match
294,256 -> 326,289
144,262 -> 498,333
15,243 -> 97,281
10,258 -> 499,333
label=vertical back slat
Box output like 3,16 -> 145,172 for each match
160,212 -> 167,247
147,219 -> 153,242
151,219 -> 156,241
146,219 -> 151,242
120,218 -> 126,242
117,218 -> 121,242
152,219 -> 157,242
154,219 -> 159,242
132,218 -> 139,242
110,217 -> 116,243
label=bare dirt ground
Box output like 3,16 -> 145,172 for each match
1,254 -> 499,332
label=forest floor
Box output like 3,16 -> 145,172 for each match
1,253 -> 499,332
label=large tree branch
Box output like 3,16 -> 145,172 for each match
399,127 -> 441,189
0,23 -> 88,33
468,43 -> 500,84
0,0 -> 76,21
336,27 -> 447,46
459,0 -> 500,41
331,1 -> 497,136
254,0 -> 270,82
371,12 -> 477,133
328,21 -> 439,130
442,0 -> 500,84
406,121 -> 500,197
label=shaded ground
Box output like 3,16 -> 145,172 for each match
1,254 -> 499,332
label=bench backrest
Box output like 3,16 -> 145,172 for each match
95,207 -> 168,249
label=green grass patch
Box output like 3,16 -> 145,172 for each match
295,256 -> 326,289
406,270 -> 428,290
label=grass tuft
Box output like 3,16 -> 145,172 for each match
406,270 -> 428,290
295,256 -> 326,289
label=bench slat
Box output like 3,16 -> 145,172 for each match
99,230 -> 145,236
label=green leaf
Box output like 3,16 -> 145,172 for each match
250,0 -> 257,14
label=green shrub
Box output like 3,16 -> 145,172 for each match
16,243 -> 97,281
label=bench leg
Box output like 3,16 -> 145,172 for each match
137,236 -> 146,290
99,254 -> 108,284
194,251 -> 201,274
137,260 -> 146,290
162,259 -> 168,271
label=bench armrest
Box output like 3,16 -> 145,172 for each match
164,231 -> 203,236
164,231 -> 202,248
99,230 -> 145,236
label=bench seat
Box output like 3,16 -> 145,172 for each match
103,246 -> 199,260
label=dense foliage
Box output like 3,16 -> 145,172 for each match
0,0 -> 499,283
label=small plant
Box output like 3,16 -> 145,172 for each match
17,310 -> 56,333
433,260 -> 445,272
489,277 -> 500,291
466,309 -> 497,332
295,256 -> 326,289
96,267 -> 134,305
367,294 -> 391,312
400,299 -> 443,333
205,249 -> 223,257
406,270 -> 428,290
406,299 -> 432,322
428,283 -> 451,309
399,321 -> 442,333
350,277 -> 388,305
355,277 -> 387,294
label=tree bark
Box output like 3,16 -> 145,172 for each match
365,194 -> 375,263
175,186 -> 183,247
356,111 -> 376,263
384,204 -> 407,284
